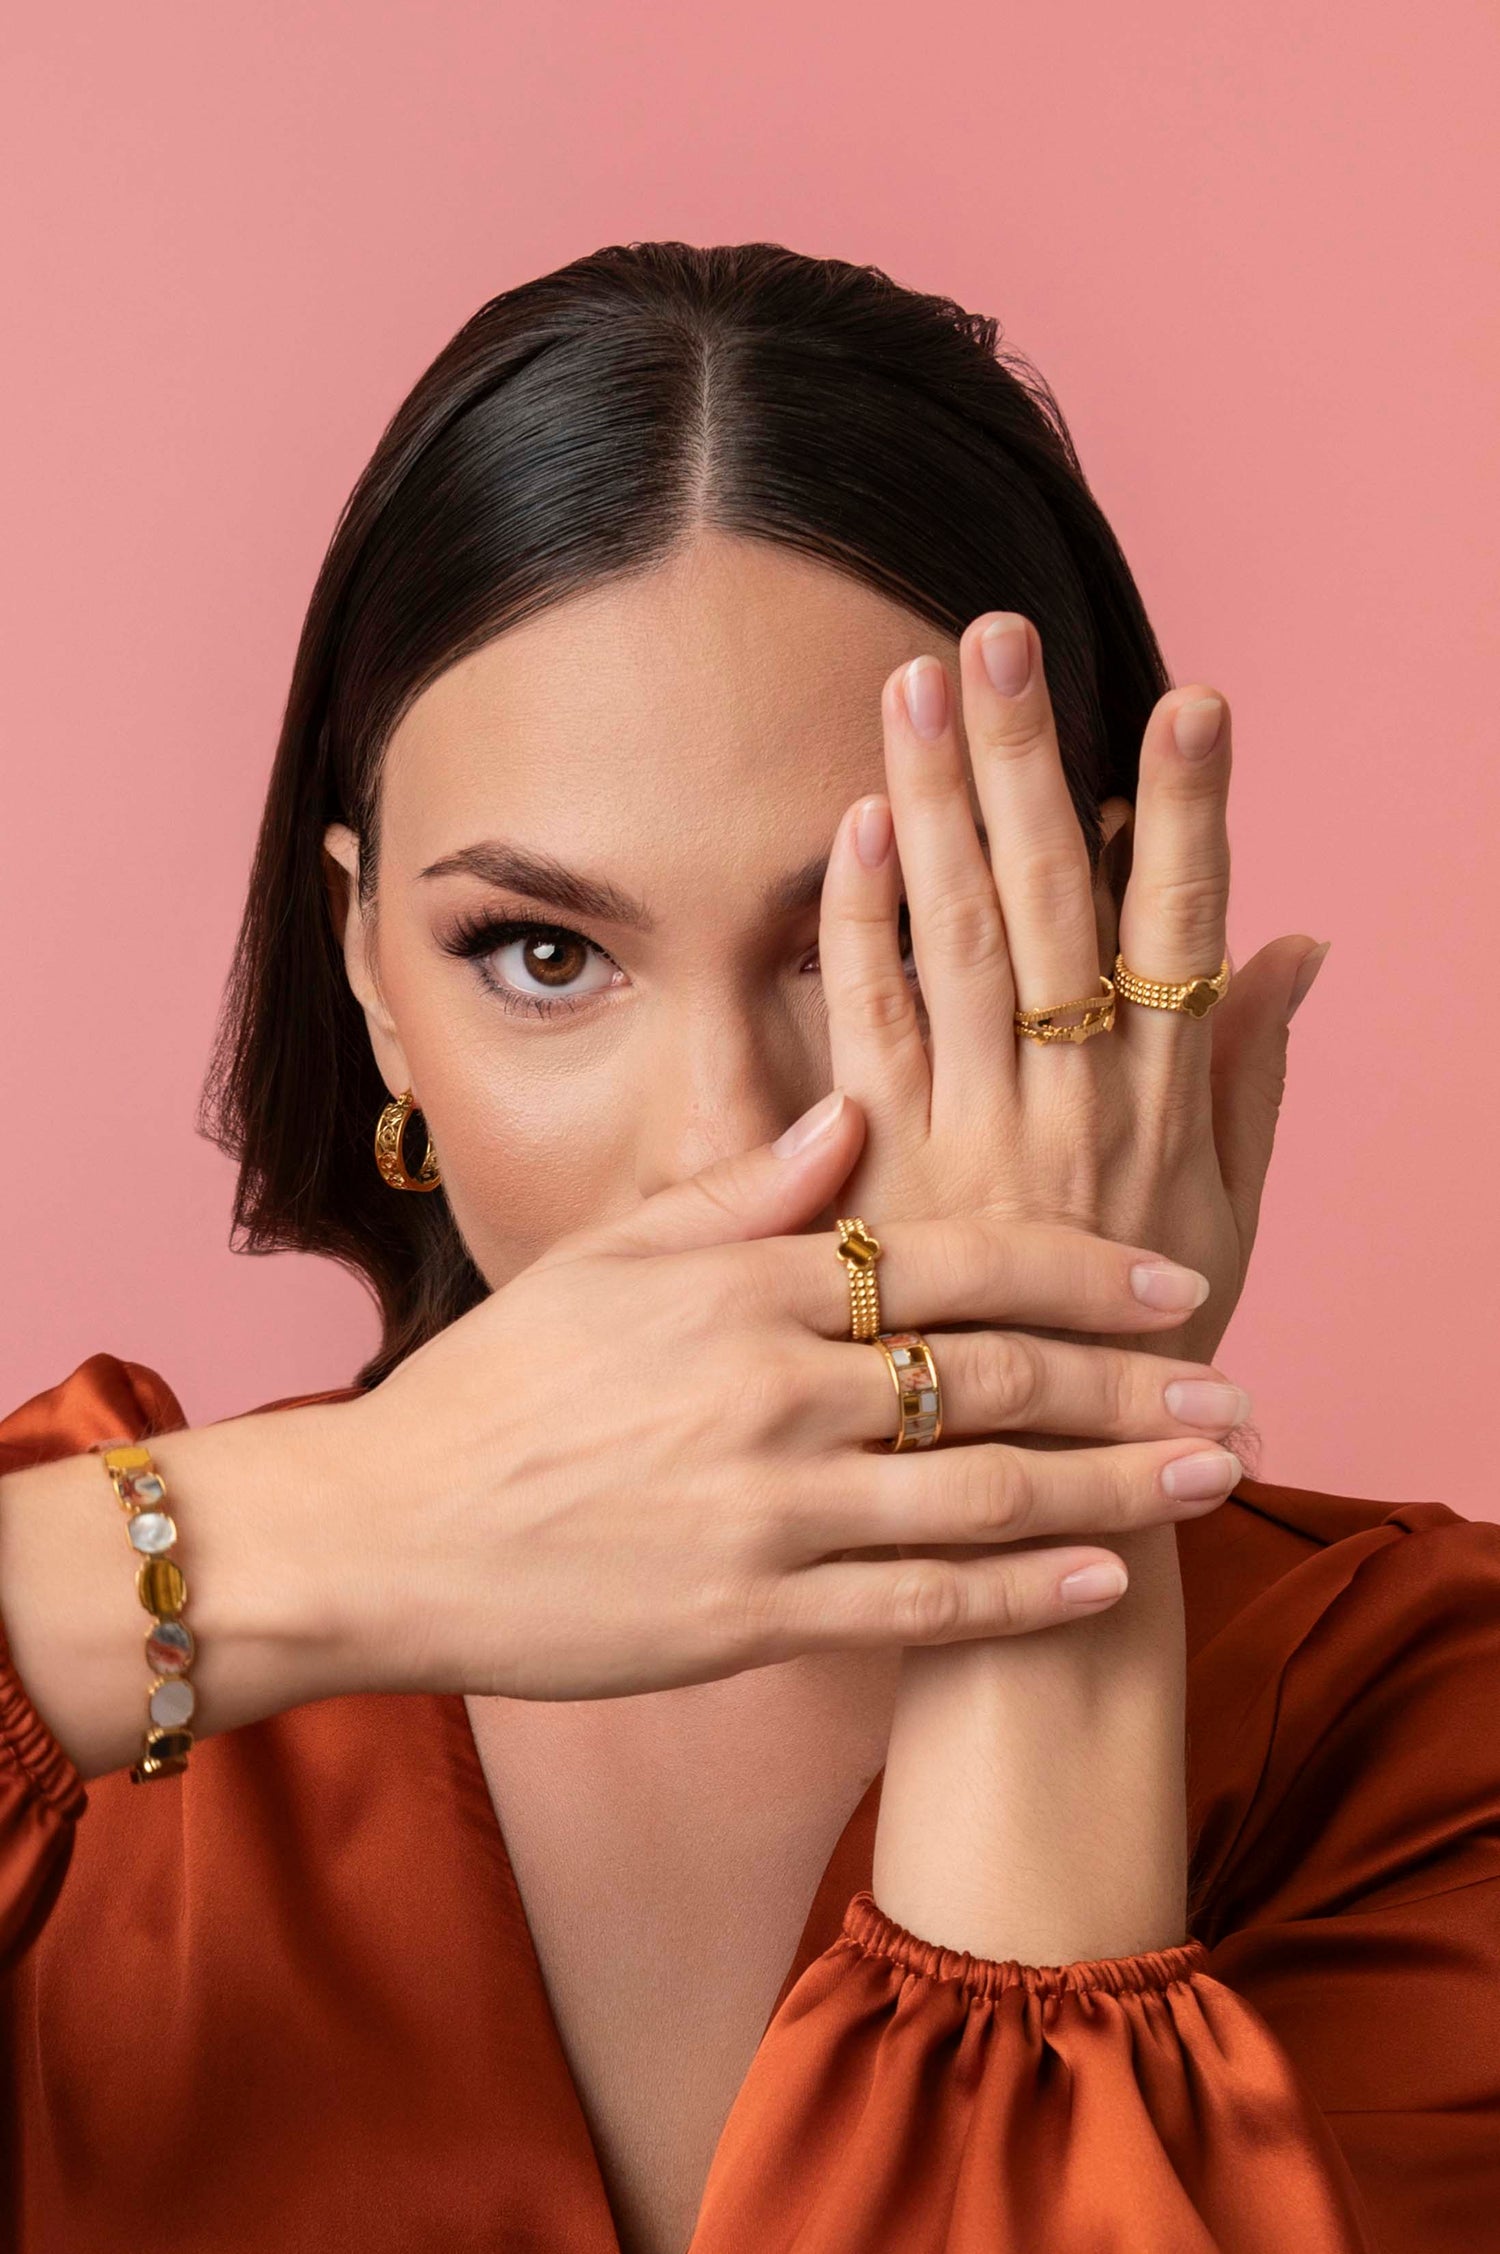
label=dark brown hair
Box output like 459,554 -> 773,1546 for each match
197,239 -> 1171,1389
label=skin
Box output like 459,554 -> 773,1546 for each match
314,524 -> 1323,2253
0,506 -> 1328,2254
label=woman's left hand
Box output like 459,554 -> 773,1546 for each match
818,611 -> 1327,1379
817,615 -> 1328,1965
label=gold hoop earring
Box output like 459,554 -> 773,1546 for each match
374,1088 -> 442,1192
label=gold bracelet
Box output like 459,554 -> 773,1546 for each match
88,1439 -> 197,1783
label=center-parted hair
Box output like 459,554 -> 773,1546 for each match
198,239 -> 1171,1388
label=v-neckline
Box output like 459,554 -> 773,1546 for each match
437,1688 -> 885,2250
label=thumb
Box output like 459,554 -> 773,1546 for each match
1210,936 -> 1329,1251
576,1089 -> 866,1260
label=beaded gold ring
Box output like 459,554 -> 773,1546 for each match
1112,953 -> 1231,1019
88,1439 -> 197,1783
835,1218 -> 884,1342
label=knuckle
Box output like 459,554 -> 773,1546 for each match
975,706 -> 1043,759
835,965 -> 921,1035
1013,842 -> 1093,925
1112,1448 -> 1154,1524
958,1445 -> 1029,1538
981,1567 -> 1025,1638
920,886 -> 1006,967
891,1561 -> 966,1643
1146,867 -> 1228,953
727,1339 -> 803,1444
987,1332 -> 1046,1427
1100,1351 -> 1139,1437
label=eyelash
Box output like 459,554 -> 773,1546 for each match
439,909 -> 919,1019
439,914 -> 624,1018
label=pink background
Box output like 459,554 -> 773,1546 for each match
3,3 -> 1496,1513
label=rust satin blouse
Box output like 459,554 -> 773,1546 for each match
2,1351 -> 1498,2252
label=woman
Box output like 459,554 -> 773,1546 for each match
0,241 -> 1494,2254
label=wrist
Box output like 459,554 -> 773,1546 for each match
872,1525 -> 1188,1965
149,1398 -> 385,1731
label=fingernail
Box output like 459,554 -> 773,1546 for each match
1161,1448 -> 1242,1502
1059,1559 -> 1129,1607
1163,1378 -> 1253,1430
1173,696 -> 1224,760
1286,941 -> 1331,1020
1129,1262 -> 1211,1311
773,1089 -> 846,1156
980,618 -> 1031,697
902,657 -> 949,739
854,796 -> 894,870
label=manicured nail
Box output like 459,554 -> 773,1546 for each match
902,657 -> 949,739
1173,697 -> 1224,760
1059,1559 -> 1129,1607
1161,1448 -> 1242,1502
980,618 -> 1031,697
1163,1379 -> 1253,1430
1129,1262 -> 1211,1311
1286,941 -> 1331,1020
854,796 -> 893,870
773,1089 -> 846,1155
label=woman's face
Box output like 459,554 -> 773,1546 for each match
324,529 -> 1122,1289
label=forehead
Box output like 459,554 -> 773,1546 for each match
378,530 -> 958,885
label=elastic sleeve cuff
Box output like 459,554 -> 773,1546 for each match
839,1887 -> 1209,2002
0,1620 -> 88,1821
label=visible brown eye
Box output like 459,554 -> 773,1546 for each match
515,930 -> 590,987
439,913 -> 625,1016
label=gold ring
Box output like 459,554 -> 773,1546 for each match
872,1331 -> 942,1451
835,1218 -> 883,1341
1113,953 -> 1230,1018
1013,973 -> 1117,1045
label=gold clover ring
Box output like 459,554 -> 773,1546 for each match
1112,954 -> 1231,1018
835,1217 -> 883,1342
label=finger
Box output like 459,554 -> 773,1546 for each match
877,657 -> 1017,1109
956,612 -> 1103,1021
574,1086 -> 865,1259
741,1210 -> 1212,1339
803,1328 -> 1253,1450
758,1543 -> 1131,1657
1209,933 -> 1324,1253
1115,685 -> 1233,1073
810,1433 -> 1242,1558
818,793 -> 932,1136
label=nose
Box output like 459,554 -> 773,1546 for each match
632,998 -> 820,1203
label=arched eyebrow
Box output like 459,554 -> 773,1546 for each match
419,821 -> 991,931
418,842 -> 655,930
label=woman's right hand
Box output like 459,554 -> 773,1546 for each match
0,1085 -> 1242,1779
331,1085 -> 1244,1704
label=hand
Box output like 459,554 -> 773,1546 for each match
324,1094 -> 1243,1703
817,612 -> 1327,1372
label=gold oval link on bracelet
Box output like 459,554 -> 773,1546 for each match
89,1439 -> 198,1782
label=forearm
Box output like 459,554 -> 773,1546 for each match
0,1401 -> 374,1781
871,1523 -> 1187,1965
